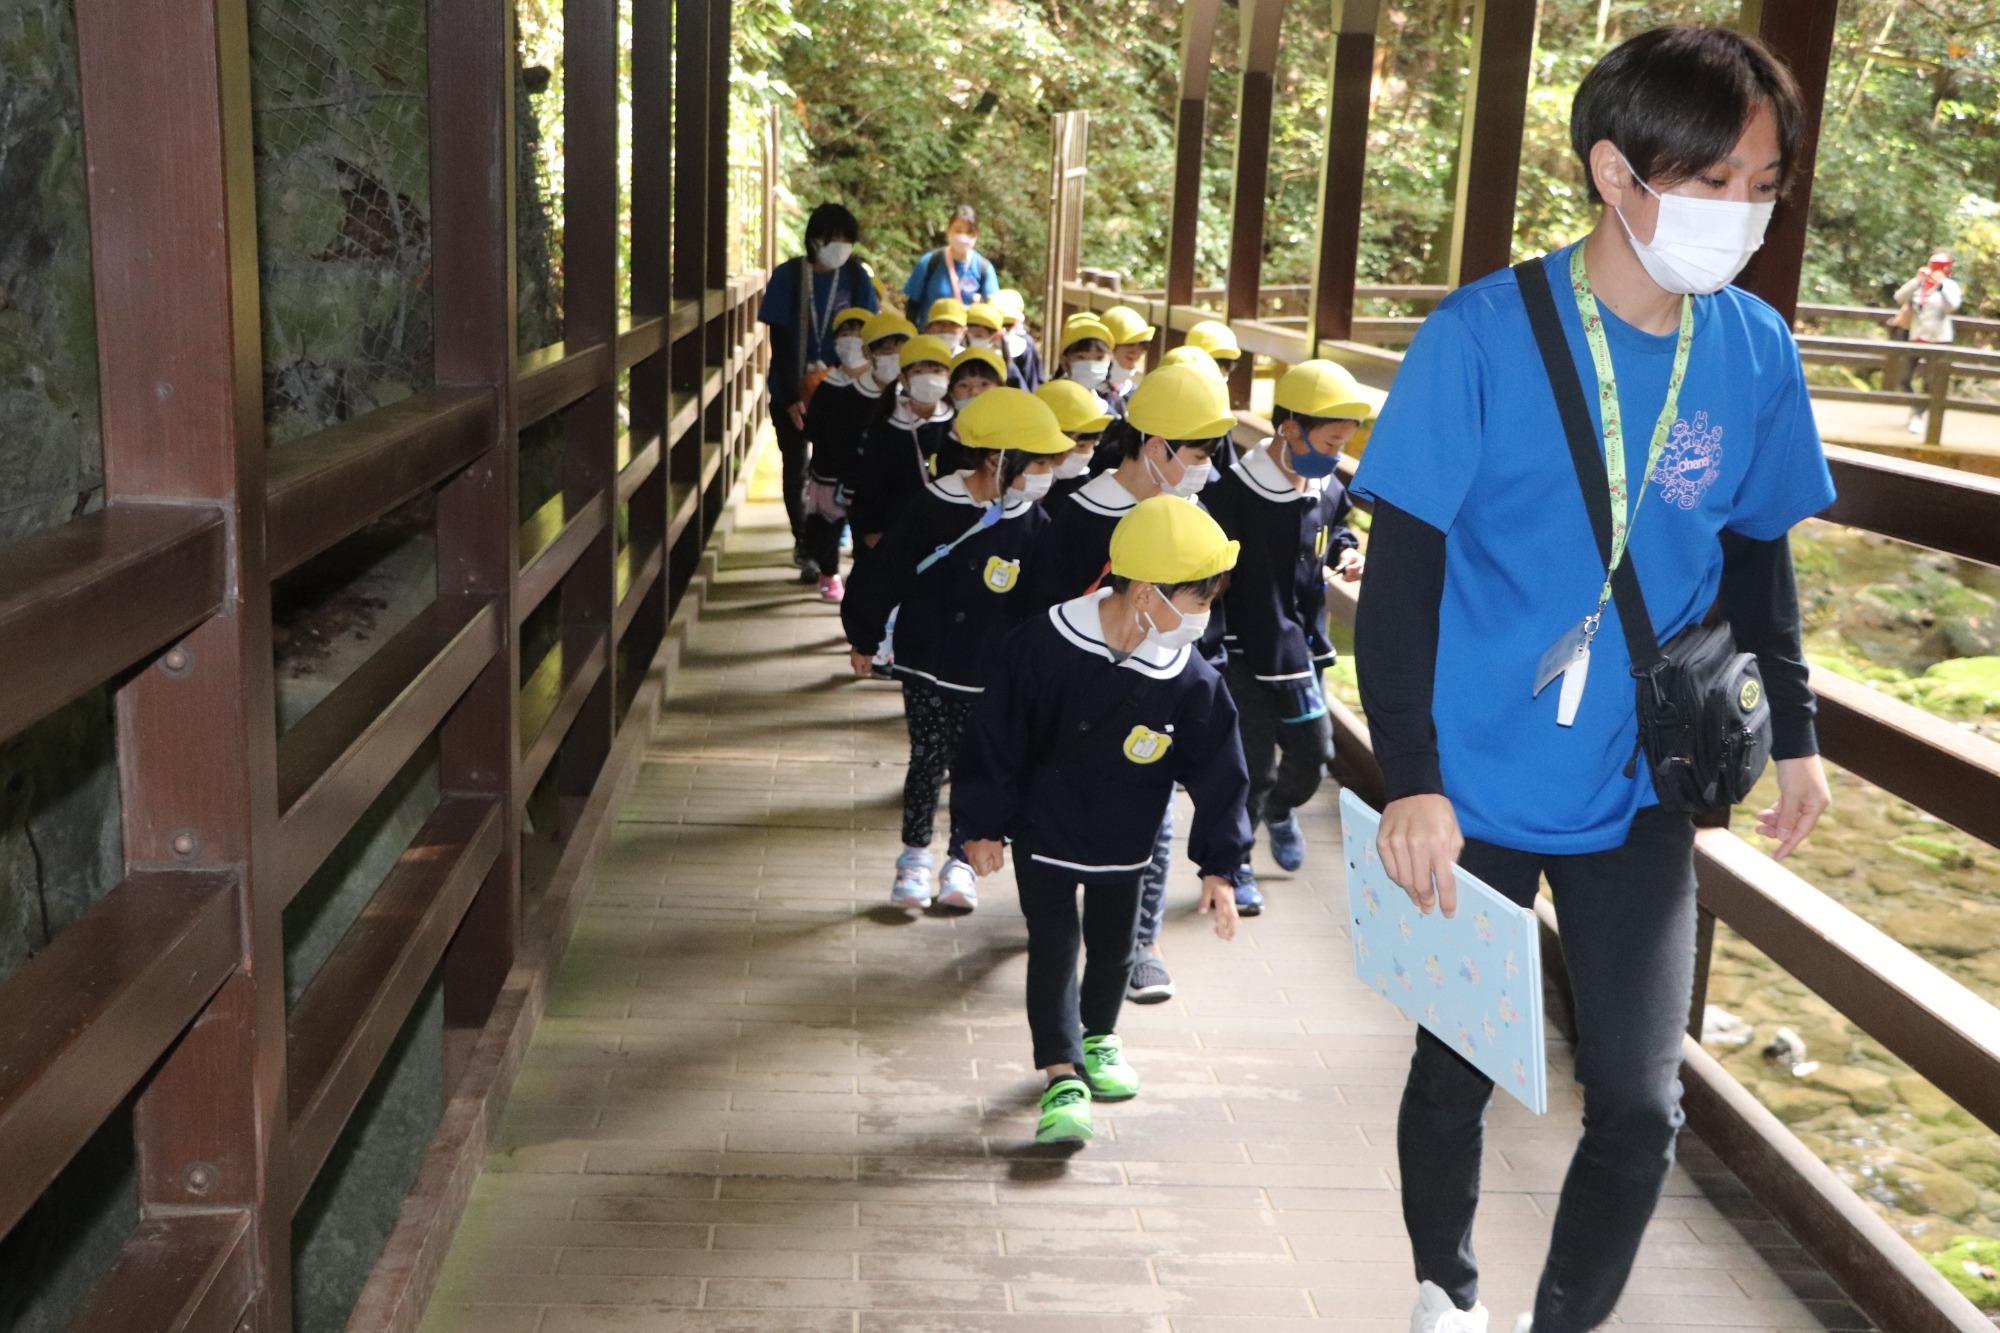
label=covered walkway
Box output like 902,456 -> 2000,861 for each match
415,450 -> 1870,1333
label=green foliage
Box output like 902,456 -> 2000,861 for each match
1927,1234 -> 2000,1311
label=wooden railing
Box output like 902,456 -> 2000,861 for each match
0,0 -> 769,1328
1215,399 -> 2000,1329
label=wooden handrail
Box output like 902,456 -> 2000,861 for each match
517,490 -> 611,625
64,1209 -> 255,1333
265,387 -> 494,578
1823,445 -> 2000,567
517,631 -> 611,798
516,338 -> 614,428
0,503 -> 227,745
0,871 -> 237,1238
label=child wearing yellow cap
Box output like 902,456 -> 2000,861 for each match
1100,305 -> 1156,406
803,310 -> 914,602
955,496 -> 1250,1144
1204,360 -> 1373,914
994,289 -> 1045,390
923,297 -> 969,354
842,389 -> 1072,913
846,334 -> 960,553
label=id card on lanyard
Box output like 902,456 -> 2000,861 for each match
1531,246 -> 1693,726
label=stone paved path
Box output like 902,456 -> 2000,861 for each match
418,457 -> 1871,1332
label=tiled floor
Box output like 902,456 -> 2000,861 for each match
418,458 -> 1871,1331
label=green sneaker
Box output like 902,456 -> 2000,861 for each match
1082,1034 -> 1140,1101
1036,1077 -> 1094,1144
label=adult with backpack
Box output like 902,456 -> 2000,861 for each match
903,204 -> 999,315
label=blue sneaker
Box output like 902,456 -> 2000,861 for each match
1234,868 -> 1264,916
1267,814 -> 1306,872
891,848 -> 934,909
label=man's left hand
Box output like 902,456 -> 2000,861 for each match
1334,548 -> 1365,582
1756,755 -> 1831,861
788,401 -> 807,431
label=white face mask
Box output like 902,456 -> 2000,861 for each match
1003,328 -> 1029,358
1014,470 -> 1054,502
834,336 -> 866,369
907,372 -> 950,406
1142,598 -> 1209,652
935,331 -> 966,353
815,240 -> 853,269
1144,446 -> 1209,499
1068,358 -> 1110,390
1612,153 -> 1774,296
1107,362 -> 1137,390
871,351 -> 901,383
967,330 -> 998,350
1054,451 -> 1091,480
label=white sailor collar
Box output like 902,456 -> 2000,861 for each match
1238,438 -> 1325,503
930,472 -> 1037,520
1049,589 -> 1190,680
1070,470 -> 1140,518
823,367 -> 883,399
890,397 -> 954,430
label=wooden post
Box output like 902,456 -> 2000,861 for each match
1734,0 -> 1839,324
1926,349 -> 1951,446
1444,0 -> 1537,288
1164,0 -> 1223,351
73,0 -> 290,1319
1043,112 -> 1090,341
707,0 -> 735,497
1309,0 -> 1382,352
626,0 -> 672,681
670,0 -> 712,603
1688,905 -> 1718,1040
431,0 -> 522,1086
1224,0 -> 1286,406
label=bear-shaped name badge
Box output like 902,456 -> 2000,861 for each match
1122,725 -> 1172,764
983,556 -> 1021,593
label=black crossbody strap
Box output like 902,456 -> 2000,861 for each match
1511,258 -> 1665,672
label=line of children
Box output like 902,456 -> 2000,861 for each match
840,388 -> 1071,910
801,308 -> 909,601
956,496 -> 1251,1143
923,297 -> 969,353
1202,360 -> 1372,914
1099,305 -> 1155,409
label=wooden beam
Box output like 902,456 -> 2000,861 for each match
1820,444 -> 2000,567
1163,0 -> 1222,351
1735,0 -> 1839,323
1224,0 -> 1286,405
1445,0 -> 1537,287
1310,1 -> 1381,350
63,1209 -> 255,1333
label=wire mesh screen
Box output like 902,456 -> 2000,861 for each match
518,0 -> 565,351
247,0 -> 434,446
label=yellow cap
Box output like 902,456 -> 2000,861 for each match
951,345 -> 1009,381
1274,360 -> 1376,421
1110,496 -> 1240,584
1060,315 -> 1115,352
1185,320 -> 1241,361
898,334 -> 957,369
1102,305 -> 1155,346
992,289 -> 1027,321
861,311 -> 917,346
954,386 -> 1072,455
1159,345 -> 1224,381
964,302 -> 1004,332
833,306 -> 874,333
1126,363 -> 1236,441
1036,379 -> 1115,434
925,297 -> 968,328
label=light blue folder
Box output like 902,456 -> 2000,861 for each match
1340,789 -> 1548,1115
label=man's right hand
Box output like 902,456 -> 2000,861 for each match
788,401 -> 807,431
1377,794 -> 1464,918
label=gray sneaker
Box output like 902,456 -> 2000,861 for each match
1126,953 -> 1175,1003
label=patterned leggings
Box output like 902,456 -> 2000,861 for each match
901,679 -> 975,854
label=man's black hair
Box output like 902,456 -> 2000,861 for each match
1570,26 -> 1803,205
1108,572 -> 1230,602
804,202 -> 861,248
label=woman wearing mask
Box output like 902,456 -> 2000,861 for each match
804,311 -> 914,602
846,335 -> 958,553
995,289 -> 1046,391
1895,249 -> 1964,435
904,204 -> 1000,314
841,389 -> 1068,912
757,203 -> 878,575
1352,28 -> 1833,1333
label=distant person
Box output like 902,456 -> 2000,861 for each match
1353,26 -> 1833,1333
904,205 -> 1000,313
1895,249 -> 1963,436
995,289 -> 1046,390
758,203 -> 879,579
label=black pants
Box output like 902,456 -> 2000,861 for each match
900,679 -> 974,853
1399,806 -> 1697,1333
1016,855 -> 1144,1070
771,397 -> 809,546
1226,661 -> 1334,834
801,510 -> 842,579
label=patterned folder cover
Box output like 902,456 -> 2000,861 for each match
1340,789 -> 1548,1115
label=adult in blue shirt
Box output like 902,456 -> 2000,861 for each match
1352,28 -> 1834,1333
758,202 -> 879,576
903,205 -> 999,315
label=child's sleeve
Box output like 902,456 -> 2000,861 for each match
952,626 -> 1037,842
1220,507 -> 1315,683
1176,675 -> 1253,880
1328,488 -> 1361,558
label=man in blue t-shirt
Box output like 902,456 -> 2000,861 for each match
758,202 -> 880,576
1351,28 -> 1835,1333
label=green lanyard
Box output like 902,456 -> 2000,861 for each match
1568,244 -> 1694,620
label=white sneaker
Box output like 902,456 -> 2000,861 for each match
891,847 -> 934,908
1410,1281 -> 1489,1333
935,857 -> 979,910
1509,1318 -> 1531,1333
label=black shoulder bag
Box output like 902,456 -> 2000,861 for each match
1512,258 -> 1772,812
